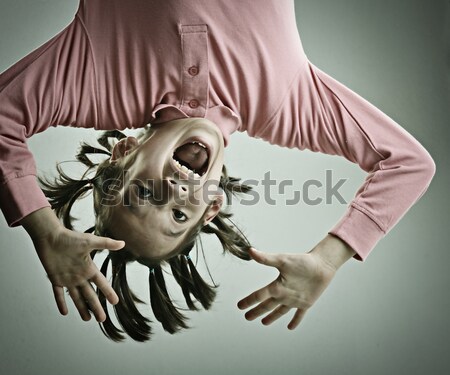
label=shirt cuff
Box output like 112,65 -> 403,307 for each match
328,204 -> 386,261
0,175 -> 51,227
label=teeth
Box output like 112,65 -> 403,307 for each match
192,141 -> 207,150
172,139 -> 208,178
172,157 -> 202,178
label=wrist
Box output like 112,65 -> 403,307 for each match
20,207 -> 63,241
310,234 -> 356,271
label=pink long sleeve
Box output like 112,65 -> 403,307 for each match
254,60 -> 436,260
0,16 -> 98,226
0,0 -> 436,261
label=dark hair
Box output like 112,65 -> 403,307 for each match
38,126 -> 252,342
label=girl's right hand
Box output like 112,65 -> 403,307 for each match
21,207 -> 125,322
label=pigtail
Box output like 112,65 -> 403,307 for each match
169,256 -> 198,310
75,130 -> 124,168
185,254 -> 217,309
95,250 -> 153,342
76,145 -> 111,168
112,261 -> 152,342
169,253 -> 217,311
149,266 -> 189,334
38,166 -> 94,230
38,130 -> 128,230
198,165 -> 253,260
202,211 -> 251,260
219,165 -> 253,204
97,255 -> 126,342
97,130 -> 126,151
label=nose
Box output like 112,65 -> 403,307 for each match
166,178 -> 188,198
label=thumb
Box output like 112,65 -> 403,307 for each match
88,234 -> 125,251
249,247 -> 283,269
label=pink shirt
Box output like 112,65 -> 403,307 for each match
0,0 -> 435,260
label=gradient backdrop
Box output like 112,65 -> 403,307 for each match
0,1 -> 449,374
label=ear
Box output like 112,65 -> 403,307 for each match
203,189 -> 225,226
110,136 -> 139,162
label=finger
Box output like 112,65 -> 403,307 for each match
68,287 -> 91,321
288,309 -> 306,330
90,272 -> 119,305
237,280 -> 278,310
80,283 -> 106,322
52,285 -> 68,316
244,298 -> 278,321
88,234 -> 125,251
248,247 -> 283,269
261,305 -> 291,326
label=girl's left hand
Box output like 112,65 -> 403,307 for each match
237,247 -> 340,330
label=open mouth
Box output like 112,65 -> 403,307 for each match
172,140 -> 210,179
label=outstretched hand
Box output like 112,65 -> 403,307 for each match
21,207 -> 125,322
237,236 -> 355,329
33,228 -> 125,322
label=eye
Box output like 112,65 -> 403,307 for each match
172,209 -> 188,223
137,185 -> 153,199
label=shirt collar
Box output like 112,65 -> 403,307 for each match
150,104 -> 240,147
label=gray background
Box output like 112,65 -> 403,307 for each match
0,1 -> 449,374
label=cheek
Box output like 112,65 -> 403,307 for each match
199,180 -> 222,204
210,157 -> 224,182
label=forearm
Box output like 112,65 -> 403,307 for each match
20,206 -> 62,241
259,61 -> 435,260
309,234 -> 356,271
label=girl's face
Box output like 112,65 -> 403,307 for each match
108,118 -> 225,261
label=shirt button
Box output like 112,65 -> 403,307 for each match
189,99 -> 199,109
188,66 -> 199,76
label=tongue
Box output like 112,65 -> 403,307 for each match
174,143 -> 208,171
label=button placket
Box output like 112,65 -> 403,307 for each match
179,24 -> 209,117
